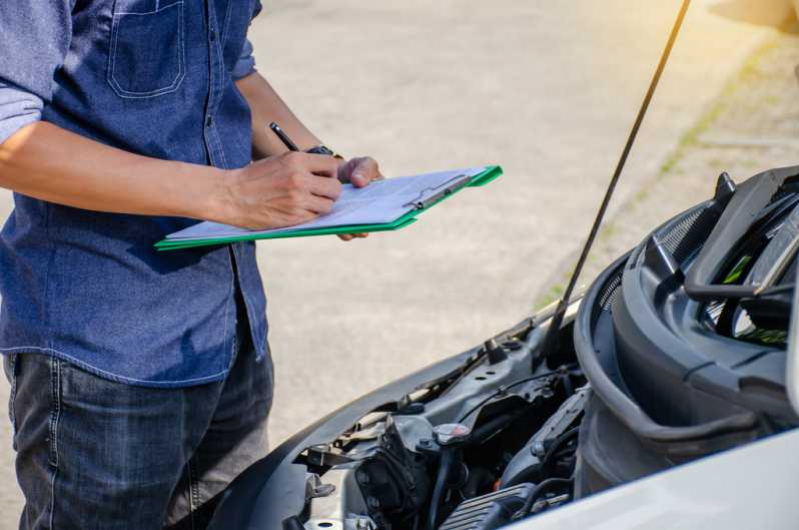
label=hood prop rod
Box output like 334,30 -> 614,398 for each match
537,0 -> 692,367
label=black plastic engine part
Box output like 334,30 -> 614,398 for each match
438,484 -> 536,530
573,169 -> 799,496
740,293 -> 792,332
499,386 -> 588,488
484,339 -> 509,365
574,396 -> 674,498
355,421 -> 431,526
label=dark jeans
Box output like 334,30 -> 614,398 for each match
2,331 -> 273,530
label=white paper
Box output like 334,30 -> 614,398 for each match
166,167 -> 487,242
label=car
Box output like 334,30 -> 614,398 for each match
204,165 -> 799,530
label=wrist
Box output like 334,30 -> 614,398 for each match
177,164 -> 234,224
207,167 -> 240,225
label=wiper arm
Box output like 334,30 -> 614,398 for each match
748,203 -> 799,295
758,283 -> 796,296
684,167 -> 799,301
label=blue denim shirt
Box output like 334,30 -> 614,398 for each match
0,0 -> 268,387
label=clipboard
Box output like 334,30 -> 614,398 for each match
155,165 -> 502,251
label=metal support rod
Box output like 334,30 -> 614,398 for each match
538,0 -> 692,364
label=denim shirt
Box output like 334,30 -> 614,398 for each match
0,0 -> 268,387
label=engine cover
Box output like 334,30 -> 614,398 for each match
438,484 -> 535,530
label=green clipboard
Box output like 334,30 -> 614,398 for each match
155,165 -> 502,251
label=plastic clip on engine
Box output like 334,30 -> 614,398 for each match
484,339 -> 508,365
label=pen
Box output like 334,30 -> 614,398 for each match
269,122 -> 300,152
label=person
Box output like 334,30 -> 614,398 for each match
0,1 -> 381,528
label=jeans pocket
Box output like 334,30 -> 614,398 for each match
107,0 -> 186,98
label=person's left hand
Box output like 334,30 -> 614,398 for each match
336,156 -> 383,241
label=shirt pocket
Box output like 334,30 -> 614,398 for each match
107,0 -> 186,98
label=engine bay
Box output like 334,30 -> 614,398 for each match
283,169 -> 799,530
291,319 -> 587,530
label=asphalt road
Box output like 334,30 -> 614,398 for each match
0,0 -> 791,523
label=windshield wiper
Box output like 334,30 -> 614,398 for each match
683,167 -> 799,301
747,203 -> 799,295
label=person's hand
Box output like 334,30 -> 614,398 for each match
337,156 -> 383,186
216,151 -> 341,230
336,156 -> 383,241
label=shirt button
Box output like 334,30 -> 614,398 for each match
206,116 -> 214,128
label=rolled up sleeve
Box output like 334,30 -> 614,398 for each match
232,39 -> 258,81
0,83 -> 43,144
232,1 -> 264,81
0,1 -> 73,143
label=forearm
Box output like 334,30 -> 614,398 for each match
236,72 -> 322,159
0,121 -> 226,221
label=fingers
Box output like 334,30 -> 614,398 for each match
306,172 -> 342,201
338,232 -> 369,242
349,157 -> 381,188
300,194 -> 335,215
224,153 -> 346,230
283,151 -> 342,199
281,151 -> 339,179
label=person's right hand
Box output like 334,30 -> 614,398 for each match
216,152 -> 342,230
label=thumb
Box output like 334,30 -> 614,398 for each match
350,157 -> 380,187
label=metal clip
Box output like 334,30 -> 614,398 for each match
402,174 -> 471,211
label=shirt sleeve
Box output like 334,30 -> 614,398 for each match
232,39 -> 258,81
0,83 -> 44,144
0,1 -> 73,143
232,1 -> 264,81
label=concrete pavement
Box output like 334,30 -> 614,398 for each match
0,0 -> 791,524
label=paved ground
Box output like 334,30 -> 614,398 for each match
0,0 -> 793,524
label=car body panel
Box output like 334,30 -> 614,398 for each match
511,428 -> 799,530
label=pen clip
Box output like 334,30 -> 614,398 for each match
402,174 -> 471,211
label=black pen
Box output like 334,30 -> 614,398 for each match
269,122 -> 300,152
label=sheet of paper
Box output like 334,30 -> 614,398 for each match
166,167 -> 487,241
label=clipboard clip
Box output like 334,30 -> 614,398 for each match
402,174 -> 471,211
